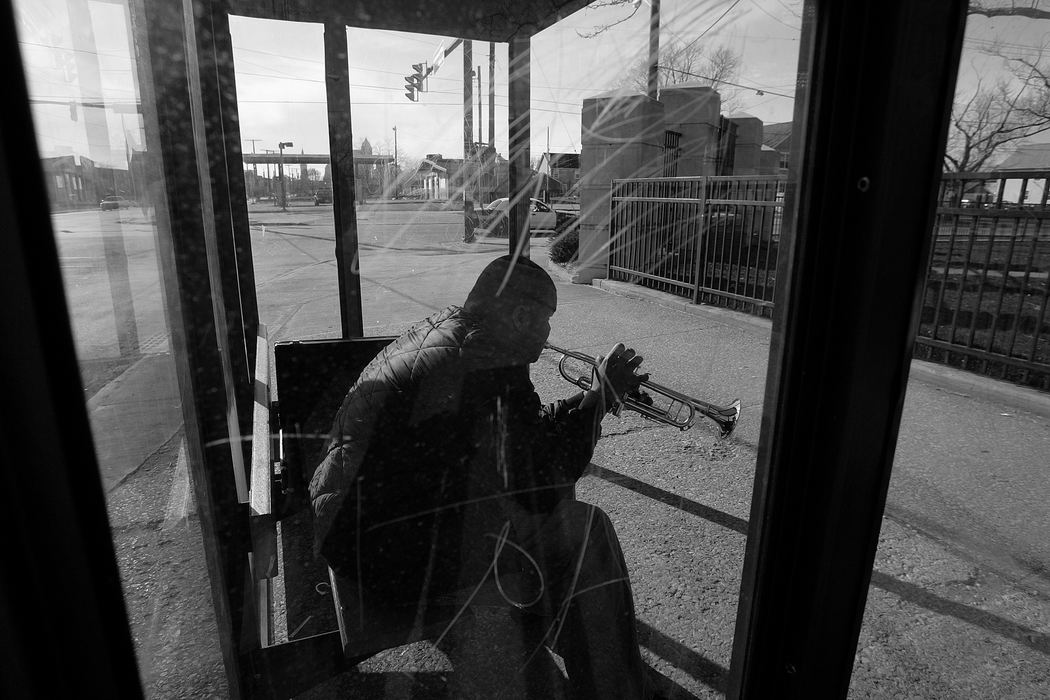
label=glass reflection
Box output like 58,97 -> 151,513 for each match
15,0 -> 227,695
852,8 -> 1050,698
16,0 -> 807,696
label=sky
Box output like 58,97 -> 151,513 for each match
227,0 -> 805,163
13,0 -> 1050,170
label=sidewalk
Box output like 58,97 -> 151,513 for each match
540,257 -> 1050,698
89,248 -> 1050,698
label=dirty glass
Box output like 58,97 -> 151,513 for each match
230,3 -> 803,698
16,0 -> 806,697
850,8 -> 1050,699
14,0 -> 228,696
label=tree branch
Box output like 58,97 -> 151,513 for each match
969,2 -> 1050,21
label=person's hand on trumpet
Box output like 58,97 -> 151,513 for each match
586,342 -> 650,415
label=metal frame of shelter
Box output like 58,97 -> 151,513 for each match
0,0 -> 968,698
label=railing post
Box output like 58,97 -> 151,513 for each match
692,176 -> 708,304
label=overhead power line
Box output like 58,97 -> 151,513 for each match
655,66 -> 794,98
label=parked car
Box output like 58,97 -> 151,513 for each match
478,197 -> 578,236
99,195 -> 133,211
313,187 -> 333,205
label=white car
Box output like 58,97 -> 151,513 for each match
479,197 -> 558,235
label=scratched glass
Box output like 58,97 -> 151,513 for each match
14,0 -> 229,695
850,10 -> 1050,698
15,0 -> 805,697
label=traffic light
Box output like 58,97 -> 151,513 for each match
404,63 -> 427,102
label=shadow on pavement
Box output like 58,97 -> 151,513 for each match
591,459 -> 1050,670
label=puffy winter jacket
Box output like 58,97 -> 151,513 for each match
308,306 -> 601,599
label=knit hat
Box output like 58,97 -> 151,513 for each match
464,254 -> 557,314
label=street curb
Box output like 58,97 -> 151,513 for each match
558,271 -> 1050,421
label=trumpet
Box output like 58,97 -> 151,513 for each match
544,343 -> 741,437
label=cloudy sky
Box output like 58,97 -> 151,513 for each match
228,0 -> 803,162
14,0 -> 1050,170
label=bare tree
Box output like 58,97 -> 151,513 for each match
575,0 -> 644,39
945,46 -> 1050,171
618,41 -> 742,109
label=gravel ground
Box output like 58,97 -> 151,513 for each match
104,430 -> 228,699
96,338 -> 1050,699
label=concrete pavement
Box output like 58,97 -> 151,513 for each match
86,237 -> 1050,698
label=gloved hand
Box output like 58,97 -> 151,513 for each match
592,342 -> 649,413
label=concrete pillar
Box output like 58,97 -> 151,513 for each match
574,91 -> 665,284
660,83 -> 722,176
729,114 -> 763,175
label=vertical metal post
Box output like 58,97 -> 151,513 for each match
508,35 -> 530,259
728,1 -> 967,696
206,4 -> 259,380
129,0 -> 262,692
278,143 -> 287,210
324,22 -> 364,338
691,176 -> 707,304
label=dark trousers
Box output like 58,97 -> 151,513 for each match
439,499 -> 649,700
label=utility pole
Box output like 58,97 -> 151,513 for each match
463,39 -> 476,240
263,149 -> 275,197
489,42 -> 495,148
245,138 -> 261,199
463,39 -> 474,173
278,140 -> 293,210
392,125 -> 398,198
647,0 -> 661,100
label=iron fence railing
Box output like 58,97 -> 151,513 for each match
606,171 -> 1050,390
916,171 -> 1050,389
608,176 -> 784,318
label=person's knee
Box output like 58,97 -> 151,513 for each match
553,500 -> 614,533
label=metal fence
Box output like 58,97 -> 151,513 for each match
606,171 -> 1050,390
608,176 -> 784,318
663,130 -> 681,177
916,171 -> 1050,389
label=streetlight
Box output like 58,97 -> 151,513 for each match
278,141 -> 293,210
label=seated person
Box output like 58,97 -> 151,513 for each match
309,254 -> 655,698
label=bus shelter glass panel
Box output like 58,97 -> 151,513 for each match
14,0 -> 228,695
15,0 -> 809,696
243,5 -> 803,698
526,8 -> 800,697
851,9 -> 1050,698
230,18 -> 343,343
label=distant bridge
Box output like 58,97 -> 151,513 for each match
241,153 -> 393,166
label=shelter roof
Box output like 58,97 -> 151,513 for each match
226,0 -> 592,41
